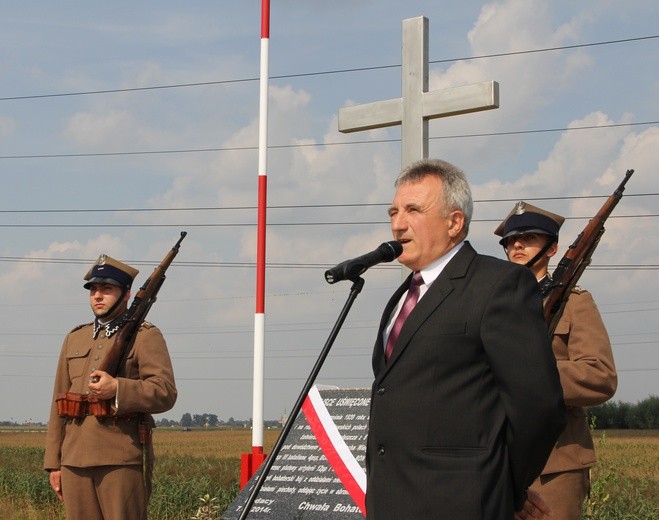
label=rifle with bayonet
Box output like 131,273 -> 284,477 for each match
542,170 -> 633,334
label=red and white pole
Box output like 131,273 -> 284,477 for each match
241,0 -> 270,487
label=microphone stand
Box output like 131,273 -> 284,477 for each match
236,276 -> 366,520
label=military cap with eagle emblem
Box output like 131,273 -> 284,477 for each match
83,254 -> 139,290
494,201 -> 565,245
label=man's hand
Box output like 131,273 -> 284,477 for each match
48,469 -> 63,501
88,370 -> 118,400
514,489 -> 552,520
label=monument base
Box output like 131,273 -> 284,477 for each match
223,386 -> 370,519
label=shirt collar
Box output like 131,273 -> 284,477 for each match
418,241 -> 465,286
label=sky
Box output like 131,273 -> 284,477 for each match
0,0 -> 658,425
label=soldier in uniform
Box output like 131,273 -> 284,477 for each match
495,202 -> 618,519
44,254 -> 177,520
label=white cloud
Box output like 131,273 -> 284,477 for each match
422,0 -> 599,173
0,235 -> 128,291
65,109 -> 138,148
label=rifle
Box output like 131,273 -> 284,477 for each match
543,170 -> 633,334
96,231 -> 187,378
57,232 -> 187,420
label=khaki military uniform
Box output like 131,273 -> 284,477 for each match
531,287 -> 617,519
44,321 -> 177,520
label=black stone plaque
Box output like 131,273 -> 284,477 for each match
222,386 -> 370,519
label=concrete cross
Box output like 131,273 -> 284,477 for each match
338,16 -> 500,168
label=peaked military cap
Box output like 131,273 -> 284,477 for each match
83,254 -> 139,290
494,201 -> 565,245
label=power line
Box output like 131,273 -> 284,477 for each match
0,192 -> 656,215
0,256 -> 656,272
0,213 -> 655,229
1,120 -> 658,160
1,35 -> 656,102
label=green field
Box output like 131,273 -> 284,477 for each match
0,428 -> 657,519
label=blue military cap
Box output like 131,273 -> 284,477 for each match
83,254 -> 139,290
494,201 -> 565,245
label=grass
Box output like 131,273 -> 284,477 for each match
585,430 -> 659,519
1,428 -> 657,519
0,427 -> 278,520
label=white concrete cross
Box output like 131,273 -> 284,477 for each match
339,16 -> 500,168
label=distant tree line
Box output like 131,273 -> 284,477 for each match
587,395 -> 659,429
151,396 -> 658,431
5,398 -> 658,429
155,413 -> 283,429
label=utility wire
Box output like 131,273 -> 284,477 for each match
0,33 -> 655,160
1,121 -> 658,160
0,256 -> 656,271
0,192 -> 656,214
0,213 -> 655,229
1,35 -> 656,102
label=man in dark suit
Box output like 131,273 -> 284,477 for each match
365,159 -> 565,519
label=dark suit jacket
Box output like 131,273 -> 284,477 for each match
365,242 -> 565,519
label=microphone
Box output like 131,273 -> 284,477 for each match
324,241 -> 403,284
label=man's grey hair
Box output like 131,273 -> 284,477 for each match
395,158 -> 473,234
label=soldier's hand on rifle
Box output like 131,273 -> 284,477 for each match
88,370 -> 117,400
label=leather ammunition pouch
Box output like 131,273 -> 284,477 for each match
56,392 -> 151,445
56,392 -> 113,418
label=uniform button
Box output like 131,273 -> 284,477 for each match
378,445 -> 385,455
377,387 -> 385,395
94,355 -> 100,361
97,345 -> 103,350
90,367 -> 96,372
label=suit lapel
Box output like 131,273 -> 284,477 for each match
377,243 -> 476,375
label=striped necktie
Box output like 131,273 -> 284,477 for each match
384,272 -> 423,363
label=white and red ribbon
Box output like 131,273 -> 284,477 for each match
301,386 -> 367,516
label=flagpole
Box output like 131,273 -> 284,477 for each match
241,0 -> 270,487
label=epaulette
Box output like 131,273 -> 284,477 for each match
571,285 -> 587,294
70,322 -> 93,333
140,321 -> 155,329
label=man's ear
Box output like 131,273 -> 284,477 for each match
123,290 -> 131,303
546,241 -> 558,259
447,210 -> 465,238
